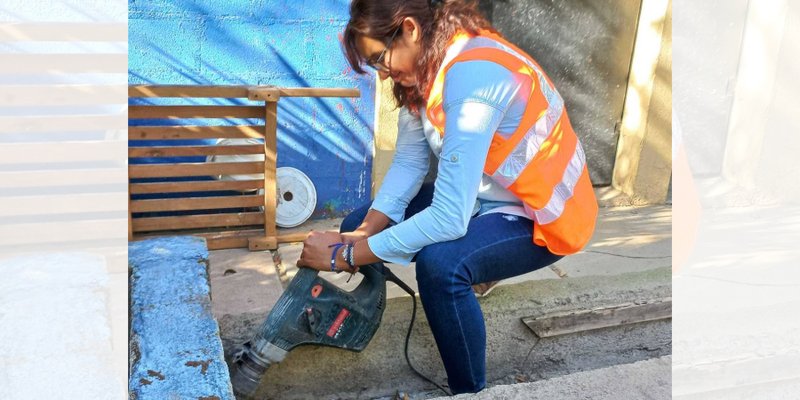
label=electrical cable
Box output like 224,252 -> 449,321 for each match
383,268 -> 452,396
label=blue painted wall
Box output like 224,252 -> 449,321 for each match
129,0 -> 375,218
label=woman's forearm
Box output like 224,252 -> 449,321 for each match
354,208 -> 391,236
342,209 -> 390,267
352,238 -> 383,266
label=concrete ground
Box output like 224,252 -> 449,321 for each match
207,205 -> 671,399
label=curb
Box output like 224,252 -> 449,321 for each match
129,237 -> 234,400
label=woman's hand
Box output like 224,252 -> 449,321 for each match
297,231 -> 348,272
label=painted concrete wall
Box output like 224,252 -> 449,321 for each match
487,0 -> 642,186
128,0 -> 376,218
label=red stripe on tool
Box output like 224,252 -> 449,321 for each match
326,308 -> 350,338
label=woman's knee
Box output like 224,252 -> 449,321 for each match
415,244 -> 470,289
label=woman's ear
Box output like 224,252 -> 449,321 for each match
402,17 -> 422,43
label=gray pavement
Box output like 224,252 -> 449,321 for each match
208,248 -> 282,319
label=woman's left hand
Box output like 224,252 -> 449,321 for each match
297,230 -> 346,272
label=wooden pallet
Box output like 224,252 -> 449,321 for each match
128,85 -> 359,250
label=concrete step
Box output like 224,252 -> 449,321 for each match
222,266 -> 671,399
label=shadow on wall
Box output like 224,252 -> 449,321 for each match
128,0 -> 376,218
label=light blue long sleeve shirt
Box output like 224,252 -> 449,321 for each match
367,60 -> 529,265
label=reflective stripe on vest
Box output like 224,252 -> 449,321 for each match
425,31 -> 598,255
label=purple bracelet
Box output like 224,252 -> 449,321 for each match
328,242 -> 346,272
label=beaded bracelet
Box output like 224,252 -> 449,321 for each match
342,244 -> 352,269
345,243 -> 355,269
345,243 -> 360,283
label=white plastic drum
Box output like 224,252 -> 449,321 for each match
207,140 -> 316,227
275,167 -> 317,228
206,138 -> 265,181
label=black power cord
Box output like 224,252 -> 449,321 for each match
383,268 -> 452,397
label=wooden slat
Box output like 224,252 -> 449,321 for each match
128,162 -> 264,178
280,87 -> 360,97
522,298 -> 672,338
206,231 -> 302,250
263,101 -> 278,238
0,54 -> 126,73
248,237 -> 278,250
133,229 -> 259,250
277,232 -> 309,243
248,87 -> 360,101
192,230 -> 259,250
0,141 -> 125,164
132,212 -> 265,232
0,85 -> 127,106
129,85 -> 360,99
129,85 -> 251,98
132,229 -> 311,250
128,192 -> 133,241
128,105 -> 264,119
128,125 -> 265,140
0,23 -> 127,41
129,180 -> 264,194
249,233 -> 307,250
130,195 -> 264,213
129,144 -> 264,158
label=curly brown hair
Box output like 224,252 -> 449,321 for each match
342,0 -> 494,113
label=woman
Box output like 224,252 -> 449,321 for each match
297,0 -> 598,394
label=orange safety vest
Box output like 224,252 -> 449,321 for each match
425,30 -> 598,255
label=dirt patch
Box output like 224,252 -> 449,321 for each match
217,311 -> 265,357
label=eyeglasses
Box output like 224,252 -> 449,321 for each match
365,27 -> 401,73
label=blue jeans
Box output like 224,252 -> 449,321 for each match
340,183 -> 563,394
